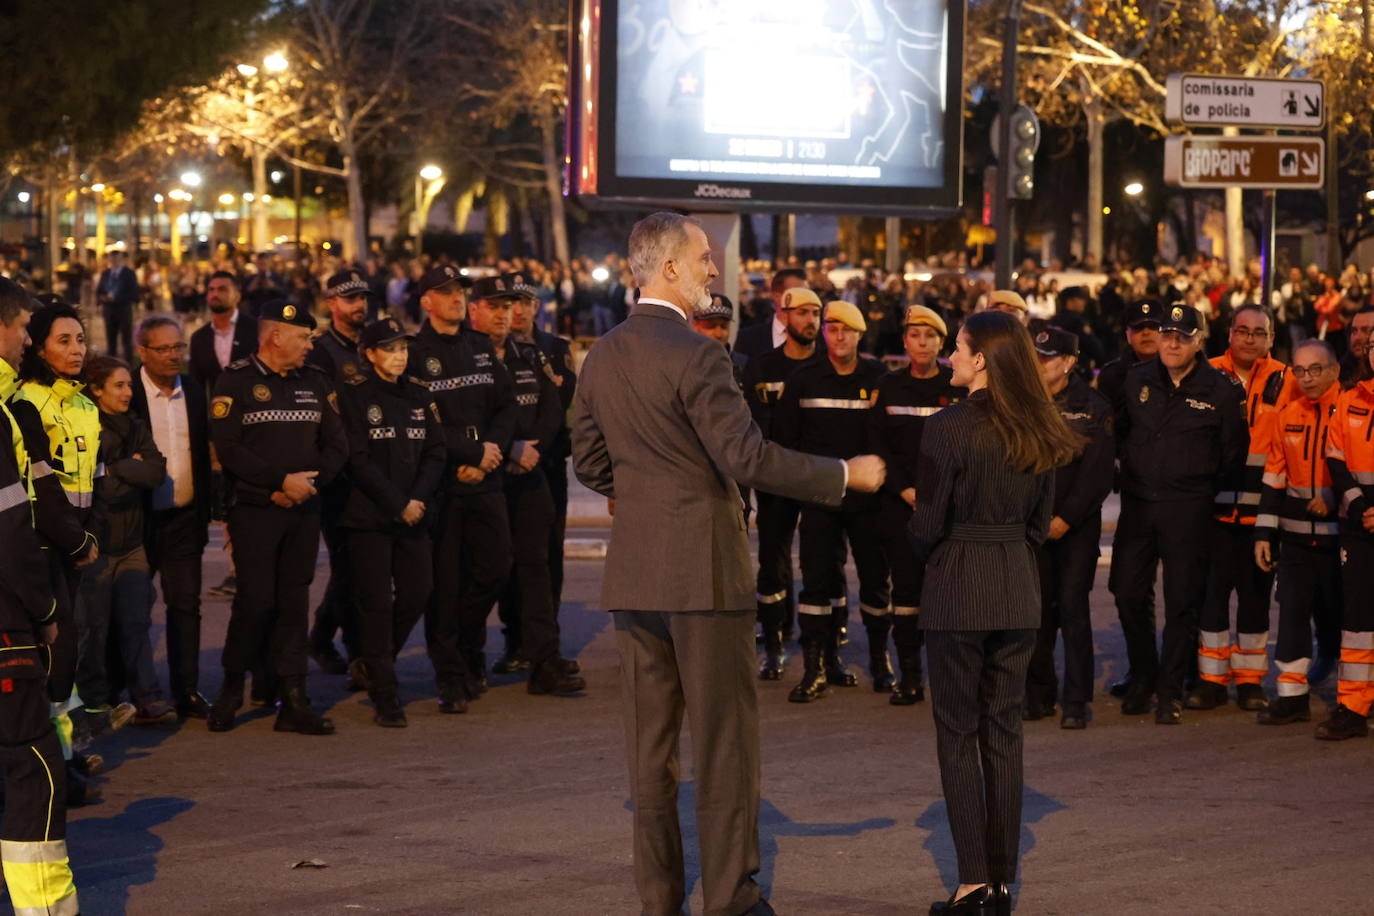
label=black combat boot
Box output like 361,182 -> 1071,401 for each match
1257,693 -> 1309,725
758,604 -> 786,681
787,636 -> 830,703
890,615 -> 925,706
862,612 -> 895,692
825,620 -> 858,687
274,682 -> 336,735
207,673 -> 245,732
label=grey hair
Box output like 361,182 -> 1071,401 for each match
1293,338 -> 1337,364
136,313 -> 183,347
628,211 -> 700,287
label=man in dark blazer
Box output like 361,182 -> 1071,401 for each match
131,315 -> 214,718
573,212 -> 885,916
732,267 -> 808,361
189,271 -> 258,394
97,250 -> 140,360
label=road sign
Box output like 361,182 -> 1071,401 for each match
1163,135 -> 1325,189
1165,74 -> 1325,130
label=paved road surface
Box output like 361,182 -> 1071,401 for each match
55,508 -> 1372,915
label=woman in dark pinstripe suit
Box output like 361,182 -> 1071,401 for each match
909,310 -> 1082,914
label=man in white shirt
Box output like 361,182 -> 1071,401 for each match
133,315 -> 213,719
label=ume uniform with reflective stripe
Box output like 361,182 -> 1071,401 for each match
1255,384 -> 1341,545
742,346 -> 823,441
772,355 -> 885,510
12,378 -> 101,511
1210,352 -> 1296,524
1325,376 -> 1374,539
871,363 -> 965,501
209,355 -> 346,509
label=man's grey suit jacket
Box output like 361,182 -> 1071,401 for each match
573,300 -> 845,612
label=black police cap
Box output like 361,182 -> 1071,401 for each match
258,298 -> 316,330
1125,299 -> 1163,329
325,269 -> 373,299
1160,303 -> 1202,336
359,317 -> 409,349
470,273 -> 523,302
418,264 -> 473,295
1033,326 -> 1079,358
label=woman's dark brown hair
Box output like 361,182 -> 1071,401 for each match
84,355 -> 130,391
961,310 -> 1084,474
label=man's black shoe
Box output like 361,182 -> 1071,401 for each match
890,682 -> 925,706
527,661 -> 587,696
273,686 -> 335,735
1235,683 -> 1267,711
373,694 -> 407,728
208,675 -> 245,732
1315,703 -> 1369,740
1184,681 -> 1227,710
1107,674 -> 1133,699
1060,701 -> 1088,730
1257,693 -> 1309,725
176,692 -> 210,720
463,672 -> 488,700
1120,682 -> 1153,715
492,652 -> 530,675
556,655 -> 581,675
1155,698 -> 1183,725
437,683 -> 468,714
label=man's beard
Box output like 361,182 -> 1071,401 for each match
209,302 -> 232,314
696,289 -> 713,312
786,325 -> 816,346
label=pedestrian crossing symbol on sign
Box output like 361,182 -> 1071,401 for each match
1279,149 -> 1299,177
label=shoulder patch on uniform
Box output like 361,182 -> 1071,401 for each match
227,358 -> 251,370
211,396 -> 232,419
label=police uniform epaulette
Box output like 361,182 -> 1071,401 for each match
226,357 -> 252,370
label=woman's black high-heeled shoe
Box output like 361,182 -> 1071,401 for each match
929,884 -> 996,914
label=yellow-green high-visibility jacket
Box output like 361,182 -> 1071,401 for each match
13,378 -> 101,511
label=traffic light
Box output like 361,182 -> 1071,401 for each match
1006,106 -> 1040,200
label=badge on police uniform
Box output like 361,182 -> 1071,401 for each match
426,357 -> 442,377
1171,306 -> 1183,322
283,304 -> 297,320
252,384 -> 271,402
343,361 -> 358,378
1139,387 -> 1150,403
211,396 -> 232,419
367,404 -> 383,425
74,435 -> 86,453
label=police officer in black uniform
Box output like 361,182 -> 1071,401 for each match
742,286 -> 826,679
305,269 -> 370,679
336,318 -> 446,727
208,298 -> 349,734
407,265 -> 517,711
1110,304 -> 1248,725
468,273 -> 584,696
1023,327 -> 1114,729
1095,298 -> 1161,698
870,305 -> 965,705
774,299 -> 891,702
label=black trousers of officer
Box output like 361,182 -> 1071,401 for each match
1109,496 -> 1212,703
1201,520 -> 1275,638
1,677 -> 67,845
879,498 -> 925,668
1274,539 -> 1342,675
797,505 -> 889,636
310,484 -> 360,661
754,491 -> 800,635
496,471 -> 560,667
146,506 -> 205,700
1027,516 -> 1101,707
222,504 -> 320,680
348,528 -> 433,697
426,489 -> 513,687
497,456 -> 570,658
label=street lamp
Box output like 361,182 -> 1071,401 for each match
17,192 -> 29,204
90,183 -> 105,193
1124,181 -> 1144,197
237,63 -> 258,77
1365,190 -> 1374,201
180,171 -> 202,188
218,192 -> 236,206
413,164 -> 446,253
263,52 -> 288,73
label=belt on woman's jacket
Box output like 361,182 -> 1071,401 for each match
948,523 -> 1026,542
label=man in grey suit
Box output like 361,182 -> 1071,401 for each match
573,212 -> 886,916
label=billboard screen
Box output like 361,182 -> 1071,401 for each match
569,0 -> 965,213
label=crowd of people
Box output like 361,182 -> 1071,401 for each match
3,230 -> 1374,914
